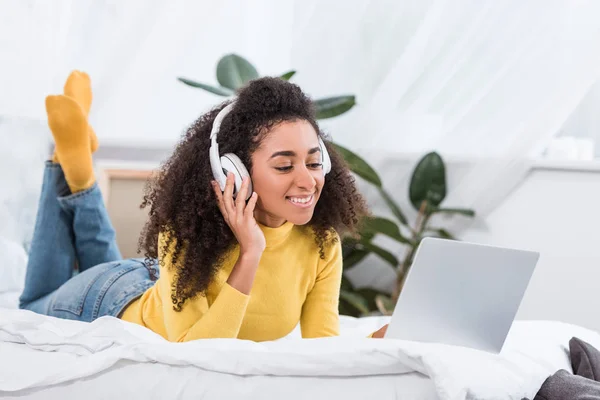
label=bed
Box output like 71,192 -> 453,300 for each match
2,217 -> 600,400
2,157 -> 599,399
2,301 -> 600,400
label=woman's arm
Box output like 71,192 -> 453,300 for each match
299,236 -> 343,338
297,236 -> 387,339
226,250 -> 262,295
370,324 -> 388,338
159,174 -> 265,342
158,235 -> 262,342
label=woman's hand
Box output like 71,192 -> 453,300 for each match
371,324 -> 388,339
212,172 -> 266,256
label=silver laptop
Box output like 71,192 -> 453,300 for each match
385,237 -> 539,353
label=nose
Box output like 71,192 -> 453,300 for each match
294,164 -> 317,191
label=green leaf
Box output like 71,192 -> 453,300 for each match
378,187 -> 408,225
177,77 -> 234,96
361,216 -> 410,244
330,142 -> 382,187
409,151 -> 447,212
359,226 -> 376,242
355,288 -> 390,310
341,238 -> 355,258
341,275 -> 354,291
426,227 -> 456,240
360,241 -> 399,267
342,236 -> 358,248
343,248 -> 369,269
279,70 -> 296,80
339,299 -> 359,317
314,96 -> 356,119
339,290 -> 370,315
431,208 -> 476,217
216,54 -> 260,90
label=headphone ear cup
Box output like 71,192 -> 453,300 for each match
220,153 -> 253,200
319,138 -> 331,175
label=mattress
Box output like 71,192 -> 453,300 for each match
1,355 -> 438,400
1,307 -> 599,400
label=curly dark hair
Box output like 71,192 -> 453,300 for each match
138,77 -> 369,311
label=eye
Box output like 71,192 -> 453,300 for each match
275,166 -> 293,172
308,163 -> 323,169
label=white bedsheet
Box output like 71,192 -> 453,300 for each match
1,308 -> 599,400
1,355 -> 437,400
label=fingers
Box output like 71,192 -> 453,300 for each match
223,172 -> 236,217
213,173 -> 256,228
244,191 -> 258,219
371,324 -> 389,339
211,181 -> 227,220
380,324 -> 388,335
235,176 -> 249,225
235,176 -> 249,211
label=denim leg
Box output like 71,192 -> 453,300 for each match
19,162 -> 77,308
48,259 -> 158,321
57,182 -> 122,272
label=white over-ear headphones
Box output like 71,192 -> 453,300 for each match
209,101 -> 331,200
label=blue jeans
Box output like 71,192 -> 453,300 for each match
19,162 -> 158,321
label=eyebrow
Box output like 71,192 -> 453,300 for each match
269,147 -> 321,159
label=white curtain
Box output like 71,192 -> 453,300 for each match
289,0 -> 600,226
287,0 -> 600,289
0,0 -> 294,144
3,0 -> 600,289
0,0 -> 295,247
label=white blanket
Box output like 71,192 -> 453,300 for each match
1,308 -> 599,400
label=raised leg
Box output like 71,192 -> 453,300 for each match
58,181 -> 122,272
19,162 -> 77,309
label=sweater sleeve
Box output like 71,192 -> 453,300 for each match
300,234 -> 343,338
157,232 -> 250,342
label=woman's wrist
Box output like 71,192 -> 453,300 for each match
227,250 -> 262,295
239,247 -> 263,261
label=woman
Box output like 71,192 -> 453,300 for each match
19,71 -> 388,341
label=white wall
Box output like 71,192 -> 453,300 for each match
559,79 -> 600,158
343,156 -> 600,332
461,162 -> 600,332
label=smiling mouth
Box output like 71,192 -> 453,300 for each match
286,194 -> 315,208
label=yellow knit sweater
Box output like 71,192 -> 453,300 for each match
120,221 -> 342,342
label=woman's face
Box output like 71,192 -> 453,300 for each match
250,120 -> 325,228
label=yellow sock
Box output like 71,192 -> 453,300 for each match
64,70 -> 92,114
46,95 -> 95,193
51,70 -> 98,163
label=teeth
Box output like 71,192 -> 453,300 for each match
289,195 -> 312,204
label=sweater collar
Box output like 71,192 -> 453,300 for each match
258,220 -> 295,249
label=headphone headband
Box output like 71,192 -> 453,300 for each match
209,99 -> 331,194
209,102 -> 237,191
210,102 -> 236,142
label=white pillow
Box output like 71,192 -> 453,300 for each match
0,236 -> 27,293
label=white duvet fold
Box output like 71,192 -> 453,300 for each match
1,308 -> 599,400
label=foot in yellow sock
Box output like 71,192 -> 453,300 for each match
51,70 -> 98,163
46,95 -> 95,193
64,70 -> 92,114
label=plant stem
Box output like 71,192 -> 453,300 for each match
393,200 -> 431,303
413,200 -> 428,233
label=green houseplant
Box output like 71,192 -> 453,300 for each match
340,152 -> 476,317
178,53 -> 356,120
178,53 -> 475,317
